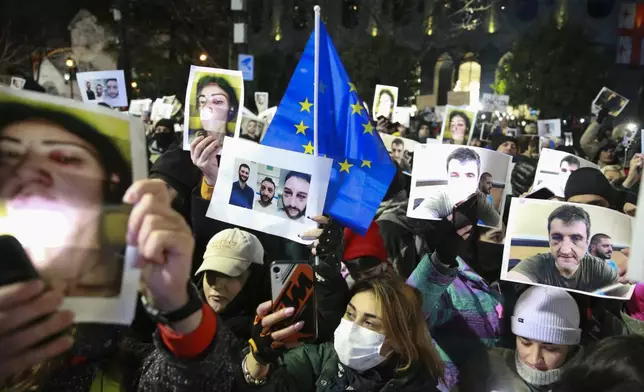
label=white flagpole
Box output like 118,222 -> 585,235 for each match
313,6 -> 321,268
313,5 -> 321,157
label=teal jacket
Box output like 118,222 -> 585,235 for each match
407,253 -> 504,390
264,342 -> 439,392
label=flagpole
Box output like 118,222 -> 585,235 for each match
313,5 -> 320,157
313,5 -> 320,268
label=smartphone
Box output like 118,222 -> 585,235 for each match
0,235 -> 40,286
526,188 -> 555,200
0,235 -> 71,347
452,193 -> 478,230
269,261 -> 317,344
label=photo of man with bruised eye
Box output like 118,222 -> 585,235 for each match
274,170 -> 310,224
0,102 -> 132,297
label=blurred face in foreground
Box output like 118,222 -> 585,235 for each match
0,119 -> 105,293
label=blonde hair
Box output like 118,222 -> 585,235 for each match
350,276 -> 445,382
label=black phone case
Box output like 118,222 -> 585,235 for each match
0,235 -> 40,286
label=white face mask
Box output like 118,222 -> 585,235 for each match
333,318 -> 388,372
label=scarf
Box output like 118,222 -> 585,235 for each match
514,346 -> 582,387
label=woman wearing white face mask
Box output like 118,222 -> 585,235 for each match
241,276 -> 445,391
458,285 -> 584,392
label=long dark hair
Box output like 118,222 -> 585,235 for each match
552,335 -> 644,392
0,102 -> 132,204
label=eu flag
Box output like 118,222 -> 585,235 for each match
261,23 -> 396,235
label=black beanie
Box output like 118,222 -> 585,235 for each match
564,167 -> 615,204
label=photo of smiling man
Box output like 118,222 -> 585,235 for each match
502,199 -> 633,299
229,162 -> 255,209
275,170 -> 310,223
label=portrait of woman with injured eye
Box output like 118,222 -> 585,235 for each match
0,100 -> 134,298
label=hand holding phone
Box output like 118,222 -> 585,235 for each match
0,281 -> 74,384
0,236 -> 74,384
452,193 -> 478,231
269,261 -> 317,345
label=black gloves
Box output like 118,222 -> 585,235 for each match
431,218 -> 467,268
248,315 -> 284,365
313,218 -> 343,267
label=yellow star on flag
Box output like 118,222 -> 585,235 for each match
361,160 -> 372,168
350,102 -> 364,115
302,141 -> 315,155
362,122 -> 374,135
348,82 -> 357,92
339,159 -> 354,173
295,120 -> 309,135
299,97 -> 313,113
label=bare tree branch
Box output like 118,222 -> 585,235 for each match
0,23 -> 32,71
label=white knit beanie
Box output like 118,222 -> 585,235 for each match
511,286 -> 581,345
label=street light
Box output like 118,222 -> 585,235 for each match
199,53 -> 208,62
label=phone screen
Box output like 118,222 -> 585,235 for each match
452,193 -> 478,230
0,235 -> 40,286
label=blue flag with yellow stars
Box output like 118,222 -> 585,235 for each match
261,23 -> 396,235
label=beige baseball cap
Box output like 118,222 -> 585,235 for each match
195,228 -> 265,277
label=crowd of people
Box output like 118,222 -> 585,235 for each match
1,75 -> 644,392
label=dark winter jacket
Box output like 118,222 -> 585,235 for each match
252,342 -> 440,392
457,347 -> 583,392
29,310 -> 237,392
